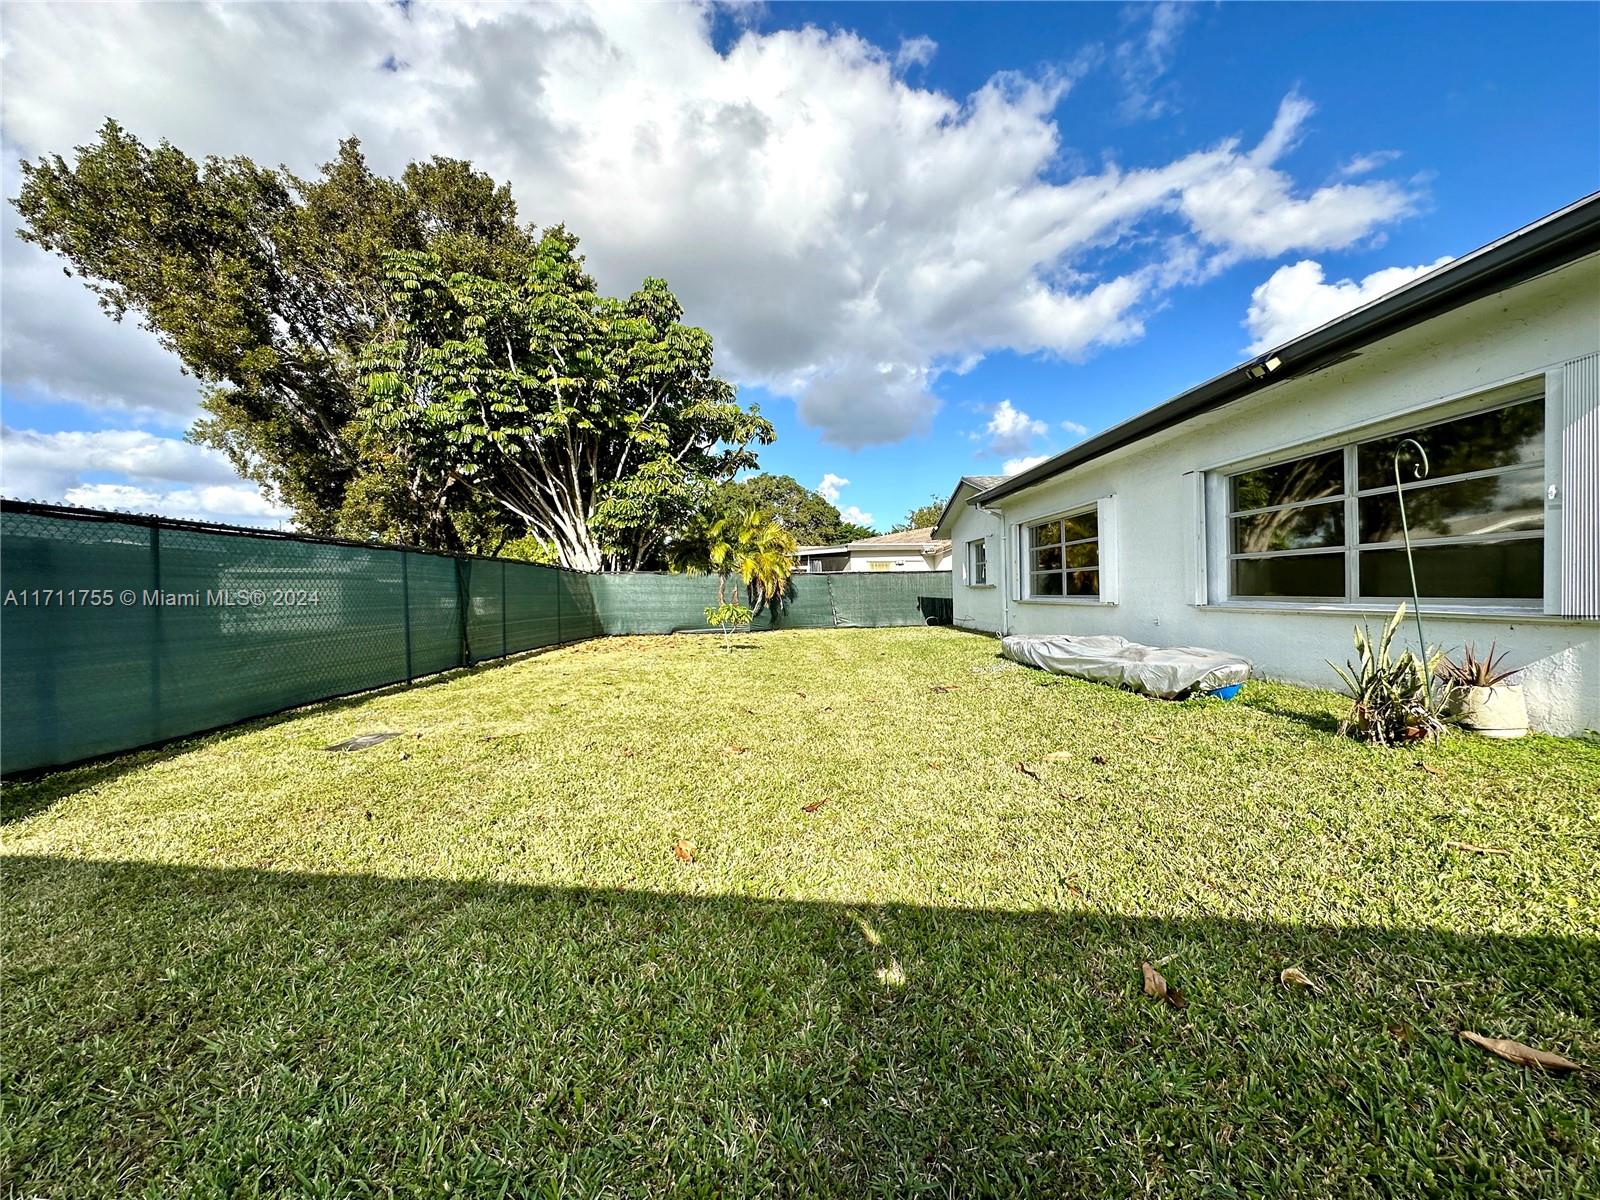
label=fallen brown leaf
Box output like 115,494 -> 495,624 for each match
1459,1031 -> 1581,1072
673,840 -> 697,863
1045,750 -> 1073,761
1141,961 -> 1188,1010
1388,1023 -> 1412,1042
1279,966 -> 1323,994
1444,841 -> 1510,855
932,684 -> 959,693
1016,761 -> 1041,781
728,745 -> 749,755
1415,761 -> 1443,776
802,798 -> 828,814
795,690 -> 808,698
1142,735 -> 1166,745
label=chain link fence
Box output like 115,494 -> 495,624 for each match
1,502 -> 950,774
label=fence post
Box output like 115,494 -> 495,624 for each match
456,556 -> 471,667
400,550 -> 413,683
150,520 -> 163,741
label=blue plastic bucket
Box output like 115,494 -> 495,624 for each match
1203,684 -> 1243,701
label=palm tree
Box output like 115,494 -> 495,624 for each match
707,508 -> 797,613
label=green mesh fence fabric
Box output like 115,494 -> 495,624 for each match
0,503 -> 947,774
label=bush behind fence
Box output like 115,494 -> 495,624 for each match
0,503 -> 951,774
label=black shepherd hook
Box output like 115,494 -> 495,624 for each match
1392,437 -> 1434,704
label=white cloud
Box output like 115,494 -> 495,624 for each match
816,472 -> 849,502
1337,150 -> 1401,179
60,482 -> 291,524
0,3 -> 1420,451
1244,255 -> 1453,354
1060,419 -> 1089,439
894,35 -> 937,71
1003,454 -> 1050,475
1114,1 -> 1197,120
0,427 -> 288,524
839,504 -> 875,528
984,399 -> 1048,456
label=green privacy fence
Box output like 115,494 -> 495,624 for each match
0,501 -> 950,774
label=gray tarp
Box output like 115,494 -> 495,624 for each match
1000,634 -> 1251,699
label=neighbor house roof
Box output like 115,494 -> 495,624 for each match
848,527 -> 949,552
975,190 -> 1600,507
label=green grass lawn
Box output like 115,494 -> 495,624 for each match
4,626 -> 1597,1198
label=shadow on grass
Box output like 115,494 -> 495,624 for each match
3,855 -> 1595,1197
0,642 -> 588,823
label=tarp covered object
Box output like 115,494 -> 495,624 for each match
1000,634 -> 1251,699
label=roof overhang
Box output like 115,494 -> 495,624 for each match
931,481 -> 979,540
976,191 -> 1600,507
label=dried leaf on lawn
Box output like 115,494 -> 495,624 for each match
1141,961 -> 1188,1010
1016,762 -> 1041,781
802,798 -> 828,814
1444,841 -> 1510,856
932,684 -> 959,693
1142,735 -> 1166,745
1280,966 -> 1322,994
673,840 -> 697,863
1414,761 -> 1443,776
1459,1031 -> 1581,1072
1046,751 -> 1073,761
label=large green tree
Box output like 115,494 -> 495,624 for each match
12,121 -> 539,545
711,474 -> 874,545
361,242 -> 773,571
891,494 -> 947,533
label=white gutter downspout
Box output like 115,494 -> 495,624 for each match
978,502 -> 1010,636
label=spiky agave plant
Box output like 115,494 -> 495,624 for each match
1329,603 -> 1448,745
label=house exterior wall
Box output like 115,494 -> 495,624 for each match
845,549 -> 947,572
949,502 -> 1003,632
970,255 -> 1600,734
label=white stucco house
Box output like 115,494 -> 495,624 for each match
795,528 -> 953,573
935,194 -> 1600,734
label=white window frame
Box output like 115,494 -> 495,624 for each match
1016,498 -> 1117,605
966,538 -> 991,587
1201,381 -> 1548,612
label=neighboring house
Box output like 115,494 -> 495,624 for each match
935,194 -> 1600,734
795,528 -> 952,573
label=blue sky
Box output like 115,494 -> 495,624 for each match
2,2 -> 1597,531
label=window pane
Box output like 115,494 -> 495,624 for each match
1032,544 -> 1063,571
1232,552 -> 1345,598
1066,569 -> 1099,597
1357,398 -> 1543,489
1230,451 -> 1343,513
1063,540 -> 1098,569
1358,466 -> 1544,544
1359,538 -> 1542,600
1031,571 -> 1064,597
1030,521 -> 1061,548
1231,500 -> 1343,553
1061,511 -> 1097,542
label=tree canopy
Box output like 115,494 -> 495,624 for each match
891,494 -> 947,533
12,121 -> 545,545
710,474 -> 874,545
12,123 -> 773,566
361,242 -> 772,571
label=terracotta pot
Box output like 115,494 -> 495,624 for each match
1450,684 -> 1529,738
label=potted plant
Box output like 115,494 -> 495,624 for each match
1329,603 -> 1447,746
1440,643 -> 1528,738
